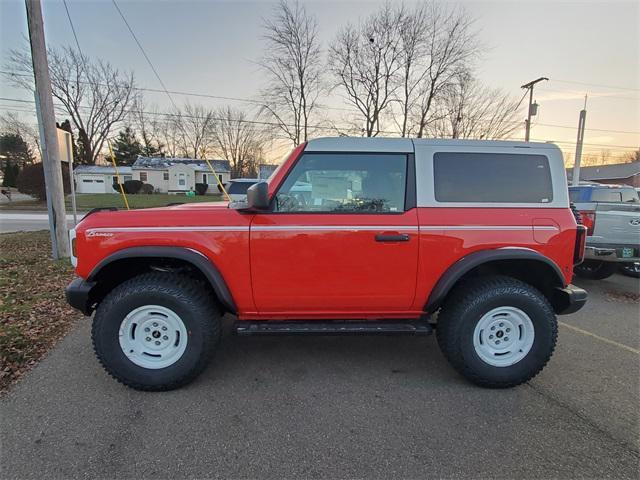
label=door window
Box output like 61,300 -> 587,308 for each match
274,153 -> 407,213
178,173 -> 186,187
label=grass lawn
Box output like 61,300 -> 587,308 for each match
0,231 -> 76,392
0,193 -> 224,211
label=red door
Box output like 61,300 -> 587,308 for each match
249,151 -> 419,317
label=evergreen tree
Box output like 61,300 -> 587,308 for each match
111,127 -> 143,166
0,133 -> 34,187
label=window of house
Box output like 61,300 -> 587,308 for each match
218,174 -> 223,184
178,173 -> 186,187
202,174 -> 208,184
140,172 -> 148,182
275,153 -> 407,213
433,152 -> 553,203
163,172 -> 169,181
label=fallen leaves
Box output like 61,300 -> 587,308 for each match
0,231 -> 77,393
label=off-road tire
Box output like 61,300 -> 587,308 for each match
92,272 -> 220,391
574,260 -> 618,280
619,262 -> 640,278
436,275 -> 557,388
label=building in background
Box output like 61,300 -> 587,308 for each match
74,157 -> 231,194
566,161 -> 640,187
74,165 -> 133,194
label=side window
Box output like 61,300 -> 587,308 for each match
621,189 -> 639,203
178,173 -> 186,187
163,172 -> 169,181
275,153 -> 407,213
139,172 -> 148,182
591,189 -> 622,202
434,152 -> 553,203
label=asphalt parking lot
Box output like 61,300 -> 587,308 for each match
1,274 -> 638,479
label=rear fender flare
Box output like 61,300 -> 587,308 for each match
425,248 -> 565,313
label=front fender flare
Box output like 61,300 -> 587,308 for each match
424,248 -> 565,313
88,246 -> 237,313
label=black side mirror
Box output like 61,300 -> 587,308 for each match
246,181 -> 270,210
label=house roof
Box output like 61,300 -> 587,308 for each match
74,165 -> 132,175
566,161 -> 640,181
132,156 -> 231,173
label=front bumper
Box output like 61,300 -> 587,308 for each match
553,284 -> 588,315
65,278 -> 96,316
585,245 -> 640,263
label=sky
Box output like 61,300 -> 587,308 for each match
0,0 -> 638,164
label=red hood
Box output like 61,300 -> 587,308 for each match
75,202 -> 250,232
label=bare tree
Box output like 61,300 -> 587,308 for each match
210,106 -> 267,177
171,102 -> 215,158
399,3 -> 478,138
130,100 -> 164,156
0,111 -> 40,158
5,45 -> 138,164
428,74 -> 522,140
260,0 -> 322,145
329,3 -> 404,137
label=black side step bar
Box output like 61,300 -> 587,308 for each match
233,320 -> 433,336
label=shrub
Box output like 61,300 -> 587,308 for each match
195,183 -> 208,195
16,163 -> 70,201
123,179 -> 143,194
140,183 -> 154,194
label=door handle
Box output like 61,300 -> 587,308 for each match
375,233 -> 410,242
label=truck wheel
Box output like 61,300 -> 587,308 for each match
574,260 -> 618,280
436,276 -> 557,388
619,262 -> 640,278
92,272 -> 220,391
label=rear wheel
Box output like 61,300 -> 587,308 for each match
436,276 -> 557,388
92,272 -> 220,391
574,260 -> 618,280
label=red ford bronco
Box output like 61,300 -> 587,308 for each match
66,138 -> 587,391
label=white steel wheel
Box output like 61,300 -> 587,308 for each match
472,306 -> 535,367
118,305 -> 188,369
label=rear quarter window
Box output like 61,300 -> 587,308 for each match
434,152 -> 553,203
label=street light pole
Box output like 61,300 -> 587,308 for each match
521,77 -> 548,142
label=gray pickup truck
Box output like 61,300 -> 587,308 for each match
570,184 -> 640,279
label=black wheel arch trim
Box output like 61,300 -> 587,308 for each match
424,248 -> 566,313
88,246 -> 237,313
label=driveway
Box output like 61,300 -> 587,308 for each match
1,275 -> 638,479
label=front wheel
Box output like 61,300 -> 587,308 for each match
573,260 -> 618,280
436,276 -> 557,388
619,262 -> 640,278
92,272 -> 221,391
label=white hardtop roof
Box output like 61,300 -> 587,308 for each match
305,137 -> 558,153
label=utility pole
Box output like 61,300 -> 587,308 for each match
25,0 -> 69,258
572,96 -> 588,186
521,77 -> 548,141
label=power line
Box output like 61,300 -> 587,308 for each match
0,69 -> 352,112
551,78 -> 640,92
62,0 -> 84,58
2,95 -> 638,149
110,0 -> 179,111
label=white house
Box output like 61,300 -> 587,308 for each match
74,165 -> 133,194
132,157 -> 231,194
74,157 -> 231,194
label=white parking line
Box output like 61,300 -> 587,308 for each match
559,321 -> 640,355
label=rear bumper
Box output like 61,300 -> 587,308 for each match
584,245 -> 640,263
553,284 -> 588,315
65,278 -> 96,316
